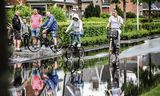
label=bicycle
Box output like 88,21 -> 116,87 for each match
107,28 -> 120,85
65,58 -> 84,74
27,32 -> 63,53
65,33 -> 84,59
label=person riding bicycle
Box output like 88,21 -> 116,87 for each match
107,9 -> 123,48
41,11 -> 58,51
65,13 -> 83,47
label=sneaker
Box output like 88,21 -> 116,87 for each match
71,42 -> 76,46
16,49 -> 22,52
77,44 -> 81,47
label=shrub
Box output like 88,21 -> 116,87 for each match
94,5 -> 101,17
100,13 -> 110,18
84,3 -> 101,18
6,9 -> 14,23
48,6 -> 67,22
126,12 -> 136,18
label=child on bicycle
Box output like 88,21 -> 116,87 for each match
65,14 -> 83,47
21,18 -> 30,49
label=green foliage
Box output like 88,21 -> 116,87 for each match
126,12 -> 136,18
6,9 -> 14,23
111,0 -> 120,4
122,82 -> 139,96
116,5 -> 123,17
48,6 -> 67,22
6,5 -> 31,23
94,5 -> 101,17
100,13 -> 110,18
82,17 -> 108,23
84,3 -> 101,18
84,3 -> 95,18
16,5 -> 31,18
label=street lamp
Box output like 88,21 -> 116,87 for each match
137,0 -> 139,30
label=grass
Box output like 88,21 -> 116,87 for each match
141,83 -> 160,96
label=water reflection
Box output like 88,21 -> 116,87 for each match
8,54 -> 142,96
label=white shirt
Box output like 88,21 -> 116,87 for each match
108,16 -> 123,29
111,87 -> 121,96
66,20 -> 83,33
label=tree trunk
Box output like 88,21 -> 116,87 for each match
123,0 -> 126,22
0,0 -> 9,95
148,0 -> 151,22
149,53 -> 152,83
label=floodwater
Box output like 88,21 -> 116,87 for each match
8,51 -> 140,96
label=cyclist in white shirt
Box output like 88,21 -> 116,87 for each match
107,9 -> 123,48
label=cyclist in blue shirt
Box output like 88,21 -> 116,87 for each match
41,11 -> 58,51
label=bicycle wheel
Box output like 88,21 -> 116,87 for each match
28,37 -> 41,52
50,36 -> 63,52
65,45 -> 74,59
66,60 -> 76,73
77,47 -> 84,58
77,59 -> 84,70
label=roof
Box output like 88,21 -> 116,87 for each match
143,2 -> 160,11
26,0 -> 77,4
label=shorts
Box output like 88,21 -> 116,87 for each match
46,29 -> 57,38
31,28 -> 40,37
14,29 -> 21,40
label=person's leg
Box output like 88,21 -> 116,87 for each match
31,29 -> 36,45
69,33 -> 75,45
13,39 -> 17,50
14,31 -> 18,50
51,31 -> 57,46
117,30 -> 121,48
35,28 -> 40,47
23,35 -> 27,48
16,32 -> 21,51
76,33 -> 81,47
17,40 -> 21,51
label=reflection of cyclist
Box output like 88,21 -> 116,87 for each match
43,59 -> 59,96
67,71 -> 84,96
65,14 -> 83,47
41,11 -> 58,51
107,9 -> 123,48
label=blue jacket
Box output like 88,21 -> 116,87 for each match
42,15 -> 58,31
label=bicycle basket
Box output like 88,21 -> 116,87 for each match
107,30 -> 118,39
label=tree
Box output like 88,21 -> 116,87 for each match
111,0 -> 120,11
49,6 -> 67,22
84,3 -> 101,18
122,0 -> 126,22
